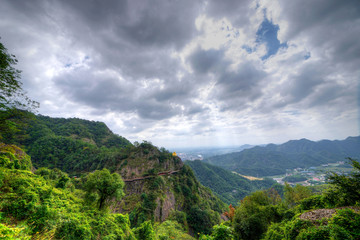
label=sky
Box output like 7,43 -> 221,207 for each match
0,0 -> 359,148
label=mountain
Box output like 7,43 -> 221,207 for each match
203,137 -> 360,177
2,111 -> 226,235
185,160 -> 275,205
173,144 -> 256,160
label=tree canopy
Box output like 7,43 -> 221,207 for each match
84,168 -> 125,210
0,39 -> 38,111
0,40 -> 38,141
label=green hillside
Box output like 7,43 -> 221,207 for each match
0,111 -> 226,237
0,143 -> 198,239
186,160 -> 275,205
204,137 -> 360,177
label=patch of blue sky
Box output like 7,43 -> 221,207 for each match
304,52 -> 311,60
242,45 -> 254,53
256,17 -> 288,60
283,110 -> 301,116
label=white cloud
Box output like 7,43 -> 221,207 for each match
0,0 -> 358,148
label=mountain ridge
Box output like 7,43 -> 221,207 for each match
203,136 -> 360,177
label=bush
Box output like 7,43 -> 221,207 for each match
133,221 -> 156,240
211,224 -> 233,240
329,209 -> 360,238
55,216 -> 92,240
300,195 -> 326,211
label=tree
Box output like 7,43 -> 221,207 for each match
133,221 -> 156,240
233,190 -> 283,240
327,158 -> 360,205
224,204 -> 235,221
0,39 -> 38,111
211,224 -> 234,240
0,39 -> 38,141
284,183 -> 312,207
84,168 -> 124,210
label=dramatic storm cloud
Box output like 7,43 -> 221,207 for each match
1,0 -> 359,148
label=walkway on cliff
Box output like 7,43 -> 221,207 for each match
123,170 -> 179,182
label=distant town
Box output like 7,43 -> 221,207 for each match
272,161 -> 349,186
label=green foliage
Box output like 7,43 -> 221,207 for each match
211,224 -> 233,240
233,189 -> 285,240
187,205 -> 220,236
0,143 -> 32,170
168,211 -> 188,230
185,160 -> 275,205
283,174 -> 307,183
284,183 -> 312,207
330,208 -> 360,238
0,40 -> 38,112
0,165 -> 138,239
327,158 -> 360,206
263,208 -> 360,240
263,222 -> 285,240
0,41 -> 38,142
155,220 -> 194,240
55,215 -> 92,240
133,221 -> 156,240
84,168 -> 124,210
299,195 -> 326,211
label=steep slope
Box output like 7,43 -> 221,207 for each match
204,136 -> 360,177
4,111 -> 131,172
3,112 -> 226,234
185,160 -> 275,205
109,142 -> 226,233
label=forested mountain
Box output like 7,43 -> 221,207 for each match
1,111 -> 226,238
204,136 -> 360,177
4,111 -> 131,172
186,160 -> 275,205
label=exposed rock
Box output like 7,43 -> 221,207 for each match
299,207 -> 360,224
154,191 -> 176,222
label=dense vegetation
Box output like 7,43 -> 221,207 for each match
282,175 -> 307,183
0,144 -> 199,239
204,137 -> 360,177
186,160 -> 275,205
197,158 -> 360,240
0,110 -> 226,239
0,125 -> 226,238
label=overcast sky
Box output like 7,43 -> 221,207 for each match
1,0 -> 359,148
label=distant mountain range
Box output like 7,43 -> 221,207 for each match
203,136 -> 360,177
173,144 -> 256,160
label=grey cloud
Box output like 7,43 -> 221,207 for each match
205,0 -> 254,28
217,62 -> 266,95
211,62 -> 266,111
59,0 -> 203,49
187,47 -> 266,112
1,0 -> 358,145
280,63 -> 324,104
189,48 -> 226,74
277,0 -> 360,69
278,0 -> 360,40
2,0 -> 209,122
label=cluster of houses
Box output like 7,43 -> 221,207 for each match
273,161 -> 345,186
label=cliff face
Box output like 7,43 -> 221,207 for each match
111,142 -> 225,227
